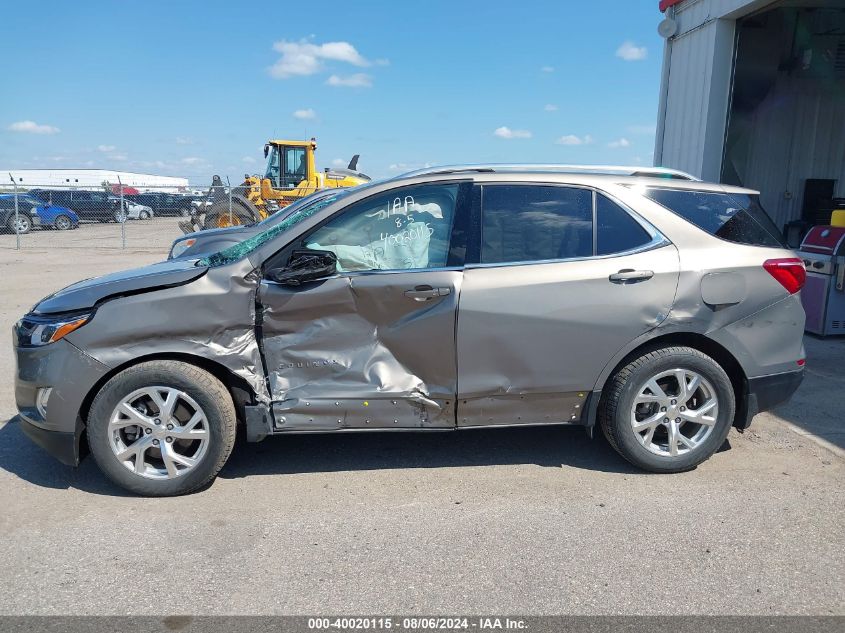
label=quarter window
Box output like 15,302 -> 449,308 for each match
596,194 -> 652,255
304,184 -> 459,272
481,185 -> 593,264
642,188 -> 785,248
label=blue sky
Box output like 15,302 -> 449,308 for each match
1,0 -> 665,183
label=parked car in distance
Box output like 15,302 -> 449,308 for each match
0,195 -> 39,233
128,192 -> 195,217
108,196 -> 154,221
14,165 -> 806,496
169,188 -> 349,260
0,194 -> 80,231
29,189 -> 124,223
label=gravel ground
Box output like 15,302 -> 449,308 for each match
0,234 -> 842,616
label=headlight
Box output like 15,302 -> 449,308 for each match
169,238 -> 196,259
15,312 -> 92,347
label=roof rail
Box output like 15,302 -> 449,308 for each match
397,163 -> 699,181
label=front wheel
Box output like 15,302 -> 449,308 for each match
87,360 -> 237,496
139,210 -> 150,220
203,201 -> 255,230
599,346 -> 735,473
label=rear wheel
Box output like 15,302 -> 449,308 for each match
139,210 -> 150,220
87,360 -> 237,496
600,346 -> 735,473
6,214 -> 31,234
54,214 -> 72,230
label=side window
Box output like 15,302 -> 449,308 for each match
481,185 -> 592,264
596,194 -> 652,255
304,184 -> 459,272
73,192 -> 91,202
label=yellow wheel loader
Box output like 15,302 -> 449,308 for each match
195,138 -> 369,232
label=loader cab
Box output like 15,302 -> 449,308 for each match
264,140 -> 315,190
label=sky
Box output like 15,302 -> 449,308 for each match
0,0 -> 666,184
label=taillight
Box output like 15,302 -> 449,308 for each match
763,258 -> 806,294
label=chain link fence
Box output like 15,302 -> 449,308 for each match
0,178 -> 247,252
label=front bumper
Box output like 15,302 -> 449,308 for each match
14,338 -> 111,465
735,368 -> 804,430
18,416 -> 83,466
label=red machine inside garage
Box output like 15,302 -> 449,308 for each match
798,225 -> 845,336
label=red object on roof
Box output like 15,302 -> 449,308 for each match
111,184 -> 139,196
660,0 -> 684,11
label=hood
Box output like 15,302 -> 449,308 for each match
33,259 -> 208,315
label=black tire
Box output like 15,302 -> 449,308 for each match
139,210 -> 150,220
203,201 -> 256,230
87,360 -> 237,496
54,214 -> 72,230
6,213 -> 31,234
599,346 -> 735,473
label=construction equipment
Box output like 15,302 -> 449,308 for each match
198,138 -> 369,231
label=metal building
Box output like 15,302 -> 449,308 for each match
1,169 -> 189,192
655,0 -> 845,232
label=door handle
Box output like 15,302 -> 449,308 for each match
404,285 -> 451,301
609,269 -> 654,284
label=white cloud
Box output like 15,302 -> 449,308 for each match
97,144 -> 115,152
107,153 -> 128,161
541,65 -> 555,73
270,39 -> 377,78
494,126 -> 532,139
608,137 -> 631,148
8,120 -> 60,134
293,108 -> 316,120
627,124 -> 657,135
544,104 -> 558,112
616,41 -> 647,61
326,73 -> 373,88
181,157 -> 205,165
175,136 -> 194,145
332,158 -> 346,167
242,156 -> 256,164
555,134 -> 594,146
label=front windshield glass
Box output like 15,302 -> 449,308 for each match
264,145 -> 281,188
199,190 -> 351,267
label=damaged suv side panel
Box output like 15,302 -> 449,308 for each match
65,259 -> 269,401
259,269 -> 462,431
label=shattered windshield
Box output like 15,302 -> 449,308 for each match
198,191 -> 349,267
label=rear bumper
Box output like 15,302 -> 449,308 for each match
735,368 -> 804,430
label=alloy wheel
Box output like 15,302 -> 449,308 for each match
10,216 -> 30,233
108,386 -> 210,479
55,215 -> 71,230
629,368 -> 719,457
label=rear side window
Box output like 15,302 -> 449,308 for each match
596,194 -> 652,255
481,185 -> 592,264
643,188 -> 785,248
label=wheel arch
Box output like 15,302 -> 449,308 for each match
592,331 -> 749,430
78,352 -> 258,430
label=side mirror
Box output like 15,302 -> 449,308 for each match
267,249 -> 337,286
